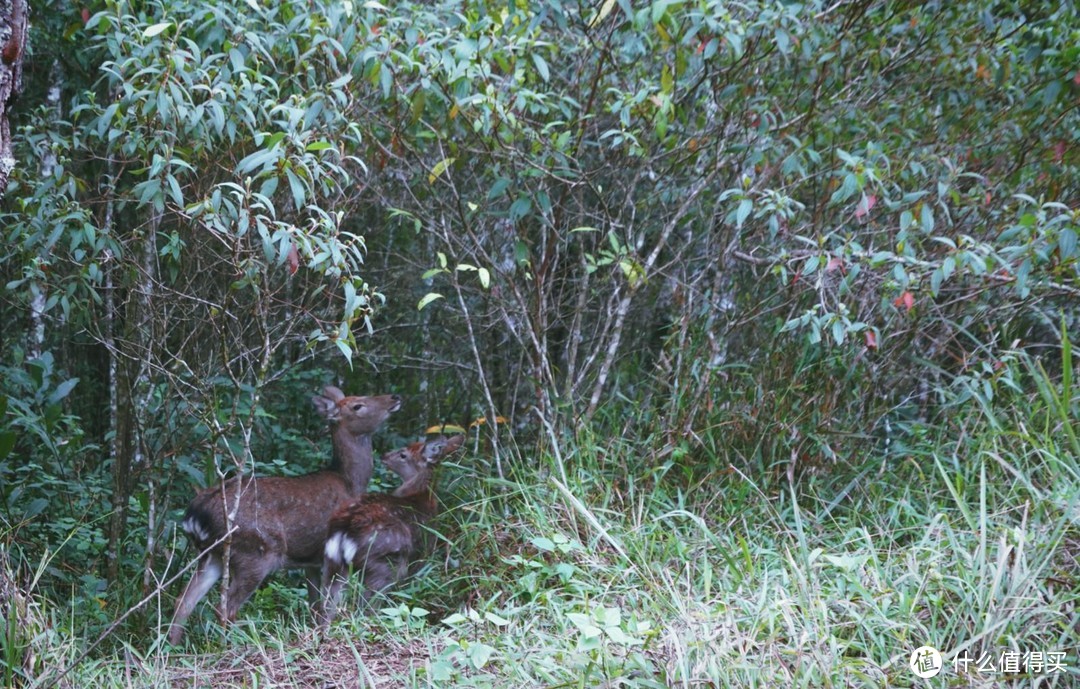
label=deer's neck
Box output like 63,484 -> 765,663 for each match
393,469 -> 437,516
331,427 -> 374,495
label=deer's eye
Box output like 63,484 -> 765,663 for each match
351,402 -> 365,412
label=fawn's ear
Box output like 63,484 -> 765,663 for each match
423,434 -> 464,463
422,436 -> 448,462
322,385 -> 345,401
444,434 -> 465,454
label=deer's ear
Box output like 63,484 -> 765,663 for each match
312,393 -> 340,421
322,386 -> 345,402
422,437 -> 448,462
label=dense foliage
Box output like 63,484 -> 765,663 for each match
1,0 -> 1077,686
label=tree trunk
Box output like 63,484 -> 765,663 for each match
0,0 -> 27,194
106,216 -> 159,582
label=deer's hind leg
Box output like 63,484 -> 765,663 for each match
218,543 -> 286,624
167,552 -> 224,644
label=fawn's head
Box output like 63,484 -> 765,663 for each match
382,434 -> 465,482
312,386 -> 403,435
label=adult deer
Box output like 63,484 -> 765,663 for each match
167,386 -> 401,643
318,434 -> 464,626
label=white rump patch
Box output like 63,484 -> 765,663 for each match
325,532 -> 359,565
181,515 -> 210,543
342,536 -> 358,564
324,533 -> 343,563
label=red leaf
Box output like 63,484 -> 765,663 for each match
893,291 -> 915,312
82,7 -> 90,24
826,256 -> 844,273
1074,71 -> 1080,86
1053,141 -> 1066,164
855,194 -> 877,220
287,242 -> 299,276
864,330 -> 878,350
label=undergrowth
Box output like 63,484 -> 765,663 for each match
5,349 -> 1078,689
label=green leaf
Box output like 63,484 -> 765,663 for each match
775,29 -> 791,54
286,168 -> 306,211
604,625 -> 643,646
488,177 -> 511,200
514,241 -> 530,265
531,536 -> 555,551
0,431 -> 15,461
305,141 -> 332,152
531,53 -> 550,82
595,606 -> 621,627
942,256 -> 955,281
142,22 -> 173,38
1058,227 -> 1077,259
24,498 -> 49,519
166,174 -> 184,207
466,642 -> 495,670
410,89 -> 426,123
509,196 -> 532,221
566,613 -> 602,638
418,292 -> 444,310
900,209 -> 913,230
48,378 -> 79,405
237,147 -> 278,174
335,338 -> 353,364
429,661 -> 454,682
478,267 -> 490,289
735,198 -> 753,229
484,611 -> 510,626
920,203 -> 934,233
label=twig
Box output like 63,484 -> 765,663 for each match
38,528 -> 237,689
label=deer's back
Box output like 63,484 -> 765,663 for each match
324,494 -> 433,566
183,470 -> 353,565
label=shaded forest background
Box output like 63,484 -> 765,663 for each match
0,0 -> 1077,686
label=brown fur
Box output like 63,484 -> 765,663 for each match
318,434 -> 464,626
167,387 -> 401,644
